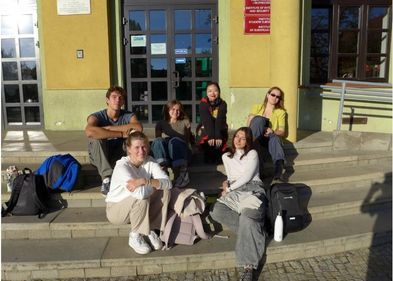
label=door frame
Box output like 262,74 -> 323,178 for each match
122,0 -> 218,126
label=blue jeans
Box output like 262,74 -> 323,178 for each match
249,115 -> 285,164
151,137 -> 189,168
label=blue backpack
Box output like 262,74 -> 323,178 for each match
36,154 -> 81,192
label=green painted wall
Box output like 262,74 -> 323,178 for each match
43,89 -> 106,130
222,88 -> 268,131
298,88 -> 323,131
321,99 -> 392,133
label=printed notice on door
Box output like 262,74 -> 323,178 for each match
57,0 -> 91,15
244,0 -> 270,34
151,43 -> 166,55
131,35 -> 147,47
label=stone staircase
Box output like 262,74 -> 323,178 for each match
1,130 -> 392,280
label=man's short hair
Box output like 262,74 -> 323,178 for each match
106,86 -> 127,99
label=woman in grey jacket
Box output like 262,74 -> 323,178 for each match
210,127 -> 267,281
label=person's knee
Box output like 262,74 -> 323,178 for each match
241,207 -> 265,222
135,198 -> 149,208
209,203 -> 226,223
250,115 -> 265,124
152,137 -> 165,147
268,133 -> 281,143
169,137 -> 186,147
88,138 -> 105,150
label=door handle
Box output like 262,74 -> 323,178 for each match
172,71 -> 180,88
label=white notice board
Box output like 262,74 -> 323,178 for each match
57,0 -> 91,15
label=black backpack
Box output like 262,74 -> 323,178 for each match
266,183 -> 312,235
2,168 -> 50,218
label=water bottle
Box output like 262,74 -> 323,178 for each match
274,211 -> 283,242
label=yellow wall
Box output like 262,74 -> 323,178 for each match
270,0 -> 300,141
38,0 -> 111,130
221,0 -> 300,142
229,1 -> 270,87
40,0 -> 110,89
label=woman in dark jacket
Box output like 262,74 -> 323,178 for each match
198,82 -> 228,163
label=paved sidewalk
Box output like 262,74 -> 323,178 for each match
37,242 -> 391,281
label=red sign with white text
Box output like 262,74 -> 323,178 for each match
244,15 -> 270,34
244,0 -> 270,14
244,0 -> 270,34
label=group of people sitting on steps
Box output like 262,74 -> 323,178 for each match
85,83 -> 287,281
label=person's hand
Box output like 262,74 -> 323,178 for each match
220,181 -> 230,197
126,178 -> 145,192
215,139 -> 222,148
208,139 -> 215,146
220,189 -> 228,197
264,127 -> 274,137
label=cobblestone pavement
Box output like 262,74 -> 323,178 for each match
48,243 -> 391,281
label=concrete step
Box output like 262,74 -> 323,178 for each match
1,130 -> 334,165
2,162 -> 391,208
2,149 -> 391,190
2,179 -> 391,240
308,181 -> 392,220
2,211 -> 391,280
3,147 -> 390,174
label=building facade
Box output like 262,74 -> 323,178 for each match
1,0 -> 392,142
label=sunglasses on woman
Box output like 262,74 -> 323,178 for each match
270,93 -> 282,100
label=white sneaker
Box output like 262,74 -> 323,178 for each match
129,232 -> 151,254
101,177 -> 111,196
147,230 -> 163,250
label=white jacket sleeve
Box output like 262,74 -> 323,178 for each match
148,157 -> 172,190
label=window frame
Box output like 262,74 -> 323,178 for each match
311,0 -> 392,83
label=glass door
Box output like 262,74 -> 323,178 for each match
123,1 -> 218,125
1,0 -> 42,129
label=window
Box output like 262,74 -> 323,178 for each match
310,6 -> 331,83
311,0 -> 391,83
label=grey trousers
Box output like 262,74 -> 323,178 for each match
88,138 -> 125,179
249,115 -> 285,164
210,183 -> 267,268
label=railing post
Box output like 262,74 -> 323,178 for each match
337,82 -> 346,130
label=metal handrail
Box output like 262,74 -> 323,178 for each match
320,80 -> 393,130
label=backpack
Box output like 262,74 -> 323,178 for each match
2,168 -> 49,218
35,154 -> 81,192
160,210 -> 210,249
160,187 -> 210,249
266,183 -> 312,235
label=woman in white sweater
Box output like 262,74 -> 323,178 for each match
210,127 -> 267,281
106,131 -> 172,254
